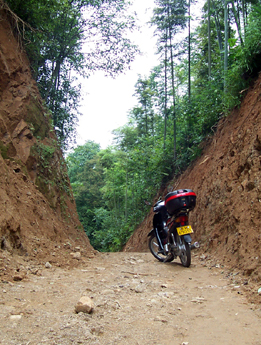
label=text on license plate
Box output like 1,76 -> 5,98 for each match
177,225 -> 193,236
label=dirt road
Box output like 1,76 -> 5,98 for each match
0,251 -> 261,345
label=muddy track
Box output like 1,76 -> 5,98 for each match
1,252 -> 261,345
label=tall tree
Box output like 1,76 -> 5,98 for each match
188,0 -> 191,100
151,0 -> 188,152
208,0 -> 211,77
5,0 -> 139,149
66,141 -> 103,241
132,76 -> 155,137
224,0 -> 229,90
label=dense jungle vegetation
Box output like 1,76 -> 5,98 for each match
6,0 -> 261,251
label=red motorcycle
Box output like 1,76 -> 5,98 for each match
148,189 -> 199,267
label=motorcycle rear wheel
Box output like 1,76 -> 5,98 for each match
148,235 -> 174,262
179,238 -> 191,267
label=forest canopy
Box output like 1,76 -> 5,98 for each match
67,0 -> 261,251
5,0 -> 261,251
4,0 -> 139,148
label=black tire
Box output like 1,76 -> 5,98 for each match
179,238 -> 191,267
148,235 -> 174,262
148,234 -> 165,262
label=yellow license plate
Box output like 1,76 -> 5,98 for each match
177,225 -> 193,236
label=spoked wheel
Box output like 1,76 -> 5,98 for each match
148,235 -> 174,262
179,237 -> 191,267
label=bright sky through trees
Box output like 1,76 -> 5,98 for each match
76,0 -> 158,149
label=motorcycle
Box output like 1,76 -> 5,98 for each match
148,189 -> 199,267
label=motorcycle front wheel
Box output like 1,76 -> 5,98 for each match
179,237 -> 191,267
148,235 -> 174,262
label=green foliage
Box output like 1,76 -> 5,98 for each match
35,142 -> 56,174
67,0 -> 261,250
25,98 -> 50,140
66,141 -> 103,243
151,0 -> 188,48
223,4 -> 261,110
17,0 -> 261,251
67,141 -> 101,182
5,0 -> 139,149
31,139 -> 72,208
66,136 -> 174,251
0,142 -> 9,159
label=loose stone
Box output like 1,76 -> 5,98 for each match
75,296 -> 94,314
45,262 -> 52,268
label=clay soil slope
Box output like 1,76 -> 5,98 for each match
0,4 -> 94,282
0,5 -> 261,344
125,75 -> 261,304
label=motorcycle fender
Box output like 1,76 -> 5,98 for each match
183,234 -> 192,243
148,229 -> 155,237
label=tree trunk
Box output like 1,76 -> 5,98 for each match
211,0 -> 223,60
224,0 -> 228,91
188,0 -> 191,101
145,102 -> 148,135
208,0 -> 211,78
170,39 -> 176,161
164,32 -> 168,149
231,2 -> 244,45
125,168 -> 128,222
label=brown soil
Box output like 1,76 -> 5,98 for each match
0,4 -> 94,276
125,77 -> 261,305
0,4 -> 261,344
1,251 -> 261,345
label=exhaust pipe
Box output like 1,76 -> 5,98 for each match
191,242 -> 200,250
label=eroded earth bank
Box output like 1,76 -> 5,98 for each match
0,4 -> 261,345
